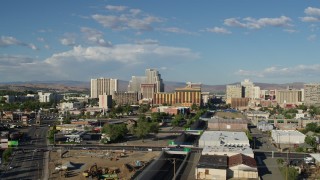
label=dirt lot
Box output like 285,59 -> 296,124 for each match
48,149 -> 160,180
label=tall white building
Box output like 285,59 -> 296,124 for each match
38,92 -> 53,103
90,78 -> 118,98
128,76 -> 146,92
241,79 -> 255,99
226,85 -> 242,104
145,68 -> 164,92
127,68 -> 164,95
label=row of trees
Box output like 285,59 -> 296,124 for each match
259,104 -> 320,119
101,114 -> 159,143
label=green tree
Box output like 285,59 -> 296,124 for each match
295,147 -> 304,152
305,122 -> 318,132
2,148 -> 13,163
134,114 -> 159,140
123,104 -> 133,115
151,112 -> 169,122
297,104 -> 308,111
48,125 -> 58,144
191,103 -> 199,111
305,135 -> 317,149
245,130 -> 253,142
171,114 -> 183,127
138,104 -> 150,114
101,123 -> 128,142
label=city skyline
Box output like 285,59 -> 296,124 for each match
1,1 -> 320,85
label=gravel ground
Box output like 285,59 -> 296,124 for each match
48,149 -> 160,180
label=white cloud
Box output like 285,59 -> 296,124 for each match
158,27 -> 195,35
205,27 -> 231,34
135,39 -> 159,45
0,36 -> 38,50
44,44 -> 50,49
236,64 -> 320,79
308,34 -> 317,41
130,9 -> 141,16
28,43 -> 38,50
0,55 -> 35,67
301,7 -> 320,23
92,7 -> 163,31
224,18 -> 246,28
106,5 -> 127,12
60,38 -> 75,46
37,37 -> 45,42
45,44 -> 199,65
80,27 -> 112,47
300,16 -> 320,22
283,29 -> 298,33
29,43 -> 199,80
305,7 -> 320,17
224,16 -> 292,29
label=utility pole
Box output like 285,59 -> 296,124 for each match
169,158 -> 176,180
173,158 -> 176,180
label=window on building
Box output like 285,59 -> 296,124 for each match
205,169 -> 209,175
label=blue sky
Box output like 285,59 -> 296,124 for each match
1,0 -> 320,85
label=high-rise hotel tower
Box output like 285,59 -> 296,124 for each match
90,78 -> 118,98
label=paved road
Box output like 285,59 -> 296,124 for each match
1,125 -> 49,180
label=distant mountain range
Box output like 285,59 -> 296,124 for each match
0,80 -> 305,93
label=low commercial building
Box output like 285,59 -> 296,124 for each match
195,153 -> 258,180
246,111 -> 270,120
228,153 -> 258,179
195,155 -> 228,180
151,106 -> 190,115
198,131 -> 250,148
271,130 -> 306,145
230,98 -> 250,109
55,124 -> 85,133
60,102 -> 84,110
202,145 -> 254,158
257,121 -> 274,132
207,118 -> 248,131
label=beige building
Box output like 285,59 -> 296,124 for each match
153,82 -> 202,107
141,83 -> 155,100
228,154 -> 258,179
98,94 -> 112,109
231,98 -> 250,109
195,155 -> 228,180
207,118 -> 248,131
226,85 -> 242,104
304,83 -> 320,106
113,92 -> 139,105
90,78 -> 118,98
276,88 -> 303,106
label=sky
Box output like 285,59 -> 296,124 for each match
1,0 -> 320,85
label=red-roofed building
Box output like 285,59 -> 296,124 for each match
227,153 -> 258,179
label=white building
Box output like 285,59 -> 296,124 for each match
202,145 -> 254,158
246,111 -> 270,120
60,102 -> 83,110
271,130 -> 306,144
38,92 -> 53,103
90,78 -> 118,98
198,131 -> 250,148
257,121 -> 274,132
99,94 -> 112,110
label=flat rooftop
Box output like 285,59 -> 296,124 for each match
199,131 -> 249,146
271,130 -> 305,136
202,145 -> 253,157
197,155 -> 228,169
